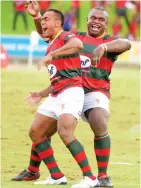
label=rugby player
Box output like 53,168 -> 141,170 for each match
12,1 -> 131,187
11,6 -> 99,188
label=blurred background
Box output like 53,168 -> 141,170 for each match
0,0 -> 140,68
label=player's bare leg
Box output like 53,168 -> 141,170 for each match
85,107 -> 113,187
58,113 -> 99,188
11,113 -> 66,184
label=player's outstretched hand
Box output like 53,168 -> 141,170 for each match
37,53 -> 53,71
25,0 -> 40,17
24,92 -> 42,109
91,45 -> 105,67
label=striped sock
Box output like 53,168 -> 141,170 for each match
28,138 -> 51,173
28,143 -> 41,172
35,137 -> 64,180
94,134 -> 111,177
67,139 -> 96,180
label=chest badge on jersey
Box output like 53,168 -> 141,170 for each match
80,55 -> 91,68
47,64 -> 57,78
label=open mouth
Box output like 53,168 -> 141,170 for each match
42,28 -> 48,33
91,25 -> 100,31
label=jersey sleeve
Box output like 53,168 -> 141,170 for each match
62,32 -> 77,44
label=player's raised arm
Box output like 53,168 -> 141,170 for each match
25,0 -> 43,36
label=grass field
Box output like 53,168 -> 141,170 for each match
1,1 -> 138,38
1,67 -> 140,188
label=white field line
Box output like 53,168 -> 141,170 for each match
130,124 -> 140,132
110,162 -> 133,165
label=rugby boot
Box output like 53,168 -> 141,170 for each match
11,169 -> 40,181
98,176 -> 113,187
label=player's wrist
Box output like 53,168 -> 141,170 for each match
39,91 -> 44,98
99,43 -> 108,52
32,12 -> 41,20
49,52 -> 54,58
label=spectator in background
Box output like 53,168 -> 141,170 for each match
115,0 -> 130,28
91,1 -> 108,10
127,15 -> 138,40
39,1 -> 51,15
112,17 -> 122,37
134,1 -> 140,25
12,0 -> 28,30
71,0 -> 80,28
63,7 -> 76,31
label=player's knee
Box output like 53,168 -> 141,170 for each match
29,126 -> 39,142
58,125 -> 72,142
91,117 -> 108,136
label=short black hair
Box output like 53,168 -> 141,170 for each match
46,9 -> 64,27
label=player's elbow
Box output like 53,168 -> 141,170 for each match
73,38 -> 83,50
122,39 -> 132,51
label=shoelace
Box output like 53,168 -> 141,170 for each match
19,170 -> 27,176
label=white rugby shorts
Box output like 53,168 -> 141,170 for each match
81,91 -> 109,122
37,87 -> 84,120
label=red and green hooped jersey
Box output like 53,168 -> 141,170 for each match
74,31 -> 119,98
46,31 -> 82,96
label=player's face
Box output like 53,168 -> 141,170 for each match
41,11 -> 58,39
87,9 -> 108,37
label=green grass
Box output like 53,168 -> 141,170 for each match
1,67 -> 140,188
1,1 -> 139,38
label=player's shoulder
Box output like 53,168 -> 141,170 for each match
75,31 -> 87,36
60,31 -> 76,39
103,34 -> 118,41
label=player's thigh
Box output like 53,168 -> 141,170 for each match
82,91 -> 109,121
82,92 -> 109,135
58,87 -> 84,120
30,112 -> 57,138
57,87 -> 84,138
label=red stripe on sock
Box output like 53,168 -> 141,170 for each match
74,151 -> 86,163
81,165 -> 91,172
47,161 -> 58,169
31,154 -> 41,161
97,161 -> 108,167
88,176 -> 96,180
28,165 -> 39,173
38,148 -> 53,159
98,172 -> 107,177
51,172 -> 64,179
95,148 -> 110,156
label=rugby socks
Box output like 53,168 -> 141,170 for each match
35,137 -> 64,180
67,139 -> 96,180
28,138 -> 51,173
28,143 -> 41,173
94,134 -> 111,177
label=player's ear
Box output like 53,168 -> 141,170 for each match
55,20 -> 61,27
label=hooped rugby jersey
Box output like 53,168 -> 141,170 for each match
46,31 -> 82,96
73,31 -> 119,98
